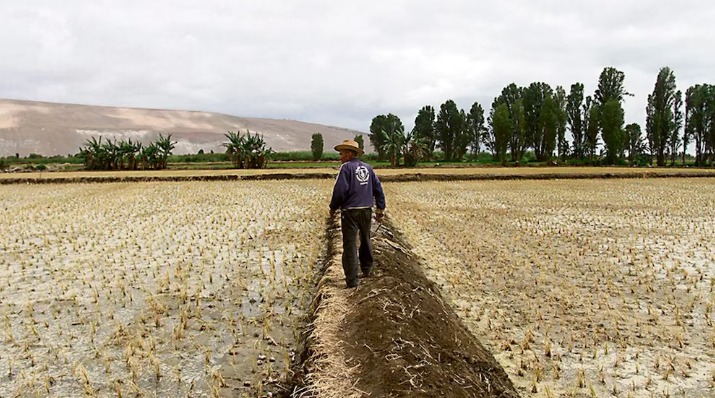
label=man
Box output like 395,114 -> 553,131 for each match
329,139 -> 386,288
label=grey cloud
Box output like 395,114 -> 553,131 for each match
1,0 -> 713,133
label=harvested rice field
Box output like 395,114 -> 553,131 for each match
3,174 -> 715,398
2,166 -> 715,183
386,178 -> 715,397
0,180 -> 333,397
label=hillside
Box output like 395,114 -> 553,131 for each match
0,99 -> 365,157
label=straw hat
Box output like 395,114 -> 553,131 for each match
334,139 -> 364,156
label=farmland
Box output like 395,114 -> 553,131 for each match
386,178 -> 715,397
3,166 -> 715,182
2,173 -> 715,398
0,181 -> 332,397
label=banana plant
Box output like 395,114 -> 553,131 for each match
223,131 -> 245,168
79,135 -> 174,170
402,129 -> 430,167
223,130 -> 273,169
379,127 -> 405,167
155,134 -> 176,169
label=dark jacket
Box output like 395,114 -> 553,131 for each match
329,158 -> 385,211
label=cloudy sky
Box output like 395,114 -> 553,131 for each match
1,0 -> 713,133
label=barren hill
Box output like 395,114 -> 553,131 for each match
0,99 -> 366,157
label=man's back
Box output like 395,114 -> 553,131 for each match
330,158 -> 385,211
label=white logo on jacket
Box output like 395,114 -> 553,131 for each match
355,166 -> 369,185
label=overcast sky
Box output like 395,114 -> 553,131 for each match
1,1 -> 713,133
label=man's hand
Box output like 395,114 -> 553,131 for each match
329,209 -> 337,218
375,209 -> 385,222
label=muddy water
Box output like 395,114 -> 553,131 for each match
0,181 -> 332,397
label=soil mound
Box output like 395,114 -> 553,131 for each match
293,218 -> 519,397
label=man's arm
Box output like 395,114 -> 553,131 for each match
372,172 -> 385,209
329,165 -> 350,215
372,171 -> 386,221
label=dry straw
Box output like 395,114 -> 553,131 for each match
294,221 -> 366,398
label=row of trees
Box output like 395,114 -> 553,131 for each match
682,84 -> 715,166
369,67 -> 715,167
367,114 -> 433,166
78,134 -> 176,170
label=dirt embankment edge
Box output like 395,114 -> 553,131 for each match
289,218 -> 520,397
3,169 -> 715,184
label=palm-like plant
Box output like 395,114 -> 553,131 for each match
79,136 -> 104,170
380,127 -> 405,167
402,129 -> 430,167
223,131 -> 245,168
101,139 -> 120,170
243,131 -> 273,169
79,135 -> 173,170
223,130 -> 273,169
139,144 -> 160,170
155,134 -> 176,169
124,139 -> 143,170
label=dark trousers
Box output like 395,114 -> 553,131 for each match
340,208 -> 373,287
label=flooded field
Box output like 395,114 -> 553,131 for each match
387,178 -> 715,398
4,176 -> 715,397
0,180 -> 333,397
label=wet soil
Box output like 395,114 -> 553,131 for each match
294,221 -> 520,397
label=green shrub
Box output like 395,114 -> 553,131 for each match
271,151 -> 339,161
169,153 -> 228,163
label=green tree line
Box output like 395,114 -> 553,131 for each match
369,66 -> 715,167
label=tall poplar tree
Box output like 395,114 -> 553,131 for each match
413,105 -> 437,158
670,91 -> 684,165
646,67 -> 679,166
354,134 -> 365,151
494,83 -> 526,162
685,84 -> 715,165
625,123 -> 644,163
555,86 -> 569,160
584,97 -> 600,160
491,103 -> 511,165
523,82 -> 553,154
536,95 -> 558,161
595,67 -> 630,105
435,100 -> 467,161
595,67 -> 630,164
601,100 -> 625,164
310,133 -> 324,160
567,83 -> 586,158
467,101 -> 486,157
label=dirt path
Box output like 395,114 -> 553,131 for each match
3,167 -> 715,184
292,218 -> 519,397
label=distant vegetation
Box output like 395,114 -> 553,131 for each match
3,66 -> 714,172
77,134 -> 176,170
370,66 -> 715,167
222,130 -> 273,169
310,133 -> 324,161
5,66 -> 715,175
